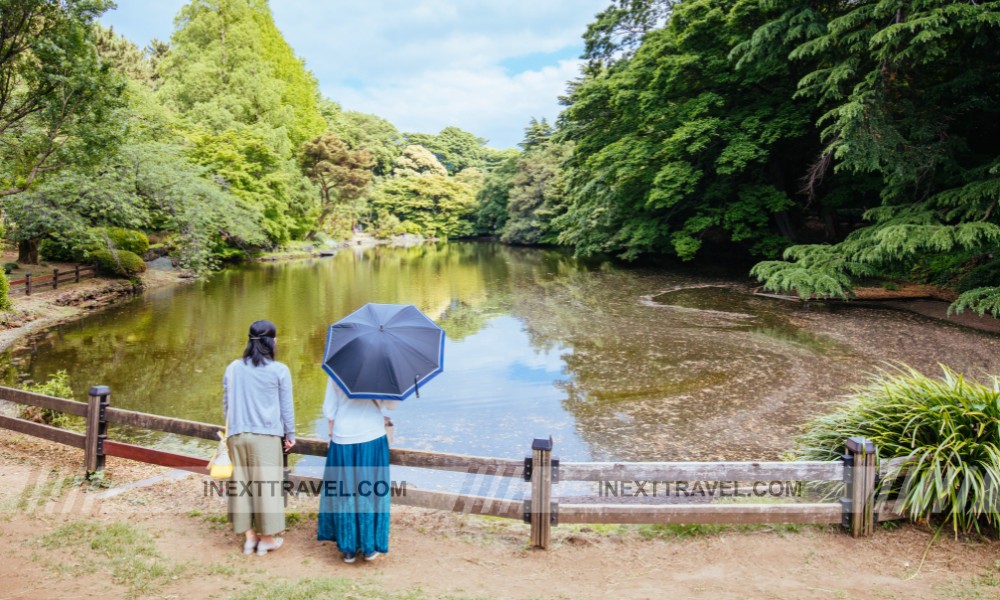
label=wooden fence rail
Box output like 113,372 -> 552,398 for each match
7,265 -> 98,296
0,384 -> 906,549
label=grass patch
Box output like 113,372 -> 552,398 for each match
39,521 -> 182,599
4,470 -> 77,513
227,577 -> 492,600
941,561 -> 1000,599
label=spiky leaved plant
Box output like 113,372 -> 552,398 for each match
790,365 -> 1000,536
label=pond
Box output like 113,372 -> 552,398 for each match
4,242 -> 1000,489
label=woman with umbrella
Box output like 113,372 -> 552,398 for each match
317,380 -> 398,562
317,303 -> 444,563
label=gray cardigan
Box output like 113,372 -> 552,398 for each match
222,358 -> 295,441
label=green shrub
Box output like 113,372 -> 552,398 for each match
3,263 -> 16,275
89,248 -> 147,277
0,271 -> 10,311
40,232 -> 96,262
102,227 -> 149,256
791,365 -> 1000,535
18,370 -> 75,427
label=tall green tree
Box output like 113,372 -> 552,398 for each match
157,0 -> 325,244
502,141 -> 572,246
0,0 -> 127,262
557,0 -> 820,261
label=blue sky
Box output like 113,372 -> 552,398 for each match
99,0 -> 609,149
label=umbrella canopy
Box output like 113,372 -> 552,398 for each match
322,303 -> 444,400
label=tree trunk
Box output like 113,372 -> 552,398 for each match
17,238 -> 40,264
773,211 -> 796,242
821,207 -> 839,240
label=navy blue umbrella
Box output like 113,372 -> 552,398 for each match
322,303 -> 444,400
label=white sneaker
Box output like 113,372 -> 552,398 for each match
256,537 -> 284,555
243,539 -> 257,555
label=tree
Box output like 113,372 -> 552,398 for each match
156,0 -> 325,243
370,175 -> 478,239
748,0 -> 1000,316
502,141 -> 572,246
557,0 -> 820,261
392,145 -> 448,178
300,132 -> 374,233
404,127 -> 488,175
475,155 -> 519,235
581,0 -> 676,72
0,0 -> 128,262
320,99 -> 403,176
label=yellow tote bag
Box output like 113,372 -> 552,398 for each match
209,429 -> 233,479
209,399 -> 234,479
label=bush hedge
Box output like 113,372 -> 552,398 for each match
89,249 -> 147,277
40,227 -> 150,263
0,271 -> 11,311
101,227 -> 150,256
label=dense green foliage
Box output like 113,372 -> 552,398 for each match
369,172 -> 479,239
476,119 -> 572,245
0,0 -> 127,199
0,271 -> 10,311
90,248 -> 147,277
792,366 -> 1000,535
556,0 -> 830,261
3,0 -> 996,320
158,0 -> 327,245
18,370 -> 76,427
746,0 -> 1000,315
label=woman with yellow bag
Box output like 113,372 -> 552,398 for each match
221,320 -> 296,555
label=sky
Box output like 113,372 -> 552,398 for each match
99,0 -> 609,149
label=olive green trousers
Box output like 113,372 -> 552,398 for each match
227,433 -> 285,536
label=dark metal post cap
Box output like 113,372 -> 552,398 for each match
88,385 -> 111,396
845,436 -> 876,454
531,436 -> 553,451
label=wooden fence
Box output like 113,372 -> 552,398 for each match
8,265 -> 98,296
0,385 -> 903,549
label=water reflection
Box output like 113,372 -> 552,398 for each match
4,242 -> 1000,470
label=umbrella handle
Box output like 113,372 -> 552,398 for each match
414,374 -> 420,399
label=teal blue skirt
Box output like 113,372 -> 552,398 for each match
317,435 -> 390,555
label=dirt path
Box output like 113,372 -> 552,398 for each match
1,430 -> 998,599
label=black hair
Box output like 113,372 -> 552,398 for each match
242,320 -> 277,367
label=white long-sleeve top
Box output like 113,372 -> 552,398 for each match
322,379 -> 399,445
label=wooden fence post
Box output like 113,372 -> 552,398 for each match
84,386 -> 111,477
75,264 -> 80,283
842,436 -> 877,537
528,436 -> 555,549
25,273 -> 31,296
52,268 -> 59,290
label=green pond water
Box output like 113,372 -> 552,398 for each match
5,242 -> 1000,472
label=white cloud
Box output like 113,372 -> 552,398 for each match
323,59 -> 582,146
103,0 -> 609,147
271,0 -> 607,146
